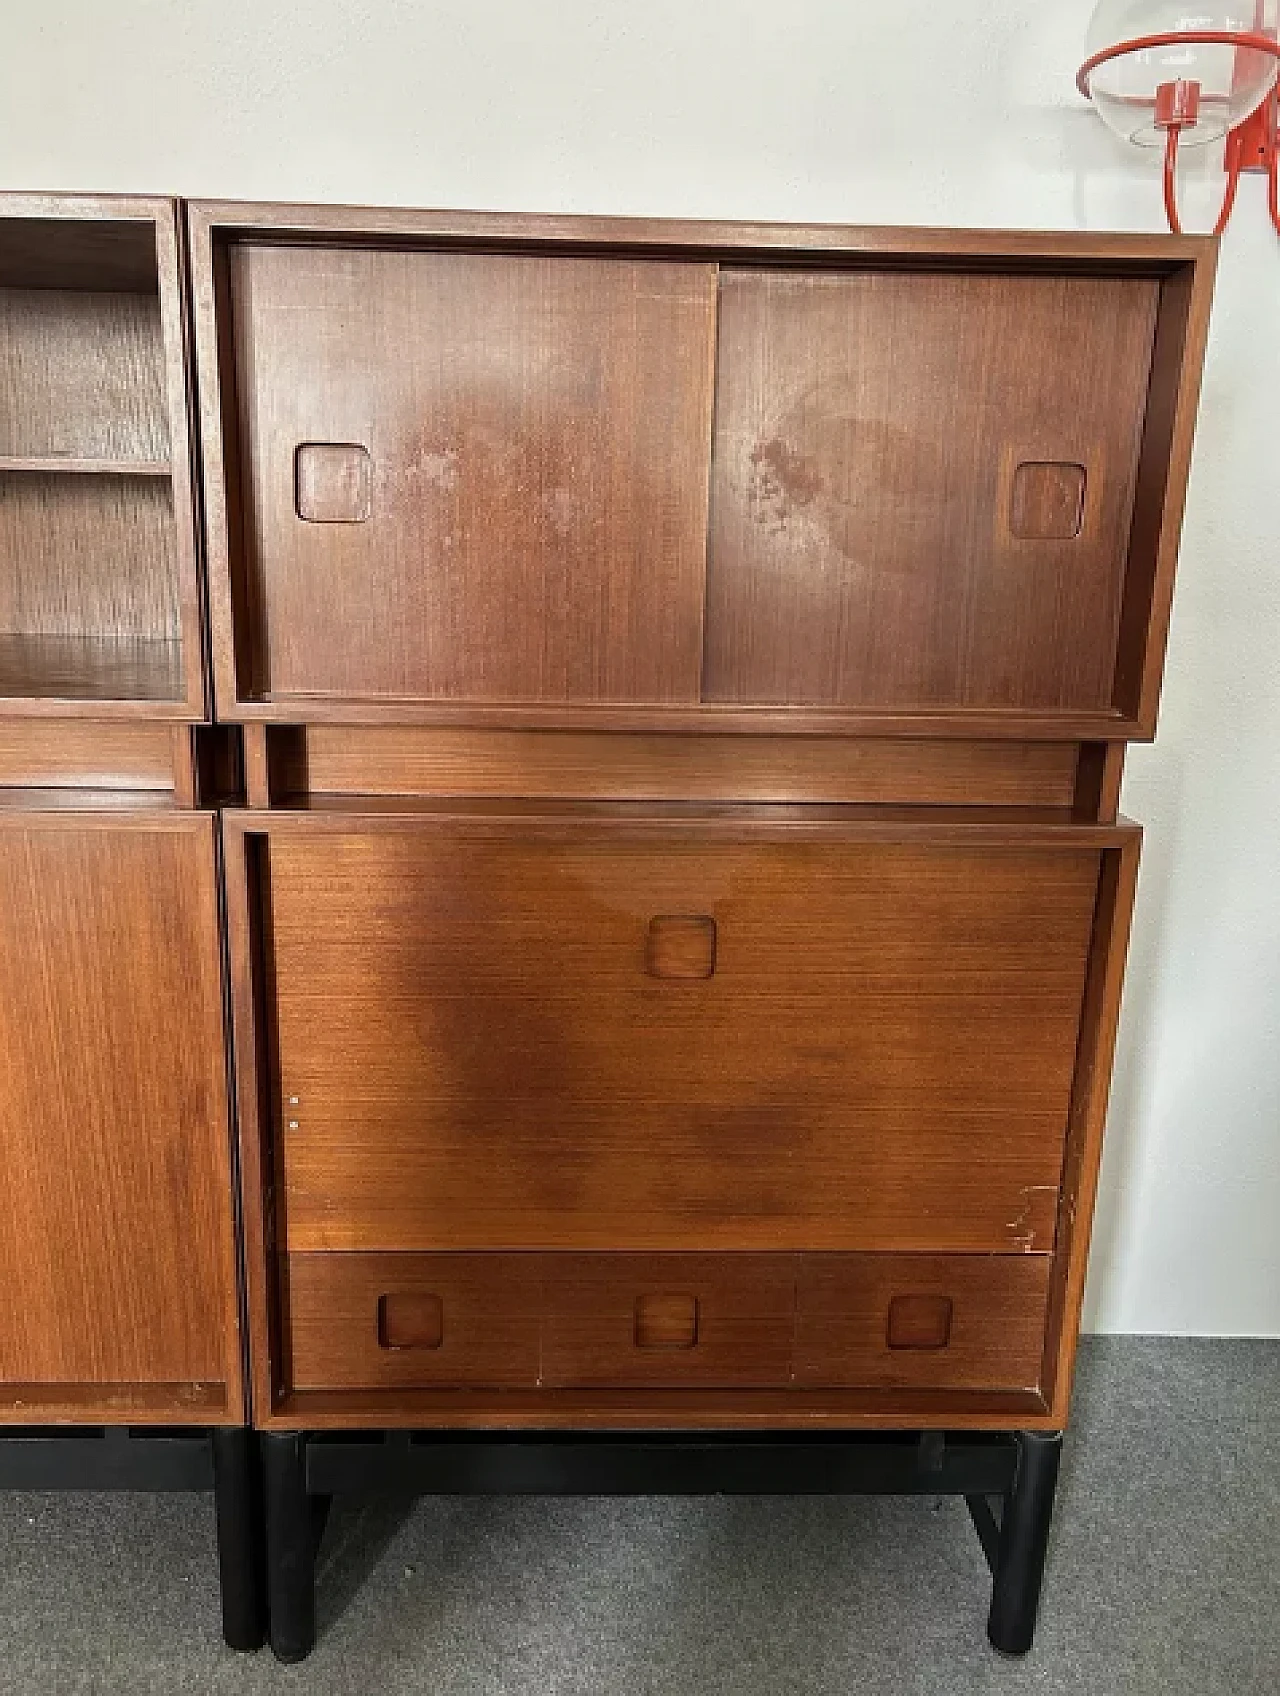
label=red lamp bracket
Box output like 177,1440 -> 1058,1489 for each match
1078,28 -> 1280,235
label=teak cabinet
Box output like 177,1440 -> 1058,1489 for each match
1,193 -> 1216,1658
187,203 -> 1213,1438
0,197 -> 243,1428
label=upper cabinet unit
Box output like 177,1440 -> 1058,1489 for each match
190,206 -> 1215,737
0,196 -> 206,716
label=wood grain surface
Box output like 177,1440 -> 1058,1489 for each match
229,244 -> 716,703
704,268 -> 1159,711
0,813 -> 241,1420
0,196 -> 206,714
284,1249 -> 1050,1398
244,815 -> 1102,1257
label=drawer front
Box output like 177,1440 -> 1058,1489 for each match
287,1253 -> 542,1390
794,1254 -> 1052,1392
283,1251 -> 1050,1396
268,821 -> 1098,1257
287,1253 -> 793,1391
540,1255 -> 794,1388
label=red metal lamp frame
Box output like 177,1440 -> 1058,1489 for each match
1077,29 -> 1280,235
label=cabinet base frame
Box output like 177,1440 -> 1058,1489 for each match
0,1425 -> 266,1653
262,1426 -> 1061,1664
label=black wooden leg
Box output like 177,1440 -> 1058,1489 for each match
212,1427 -> 266,1652
263,1432 -> 316,1663
986,1430 -> 1062,1656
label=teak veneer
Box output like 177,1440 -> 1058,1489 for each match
190,202 -> 1210,1445
0,196 -> 259,1649
0,195 -> 1216,1661
188,202 -> 1211,1661
0,195 -> 207,717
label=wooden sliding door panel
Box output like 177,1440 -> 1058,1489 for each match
254,818 -> 1102,1256
705,268 -> 1160,711
230,245 -> 717,704
0,815 -> 237,1407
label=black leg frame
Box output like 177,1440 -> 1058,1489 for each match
0,1425 -> 266,1652
261,1426 -> 1062,1664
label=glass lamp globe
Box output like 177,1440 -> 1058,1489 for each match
1082,1 -> 1280,146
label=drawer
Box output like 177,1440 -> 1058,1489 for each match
285,1252 -> 794,1392
283,1250 -> 1051,1398
286,1253 -> 542,1390
541,1255 -> 794,1388
794,1254 -> 1052,1393
261,814 -> 1101,1258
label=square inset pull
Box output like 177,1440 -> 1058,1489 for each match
635,1292 -> 699,1350
378,1291 -> 444,1351
1010,461 -> 1087,541
295,442 -> 373,523
886,1293 -> 953,1351
646,915 -> 716,980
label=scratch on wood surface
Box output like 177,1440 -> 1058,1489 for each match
1008,1185 -> 1058,1253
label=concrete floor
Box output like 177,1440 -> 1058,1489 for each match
0,1337 -> 1276,1694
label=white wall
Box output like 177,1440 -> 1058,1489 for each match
2,1 -> 1276,1336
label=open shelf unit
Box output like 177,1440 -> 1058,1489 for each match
0,195 -> 203,715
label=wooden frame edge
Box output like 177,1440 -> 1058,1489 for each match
1133,248 -> 1219,736
220,813 -> 281,1423
185,201 -> 244,723
152,196 -> 209,722
184,198 -> 1214,266
1042,832 -> 1143,1423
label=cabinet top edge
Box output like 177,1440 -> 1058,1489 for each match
222,798 -> 1142,848
0,191 -> 177,225
184,199 -> 1215,269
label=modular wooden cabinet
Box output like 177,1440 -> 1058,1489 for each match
188,204 -> 1214,1445
0,197 -> 243,1428
1,194 -> 1214,1661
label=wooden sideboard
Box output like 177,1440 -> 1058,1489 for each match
188,204 -> 1213,1452
0,194 -> 1216,1660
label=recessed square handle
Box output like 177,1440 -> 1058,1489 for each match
378,1291 -> 444,1350
886,1293 -> 953,1351
1009,461 -> 1086,541
295,442 -> 372,523
645,915 -> 716,980
635,1292 -> 699,1350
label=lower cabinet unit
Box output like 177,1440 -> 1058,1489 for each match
223,805 -> 1137,1433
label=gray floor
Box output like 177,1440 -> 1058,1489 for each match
0,1338 -> 1275,1694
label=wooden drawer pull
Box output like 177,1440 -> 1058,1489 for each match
377,1292 -> 444,1351
1009,460 -> 1086,540
645,915 -> 716,980
634,1292 -> 699,1350
886,1293 -> 953,1351
295,441 -> 372,524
